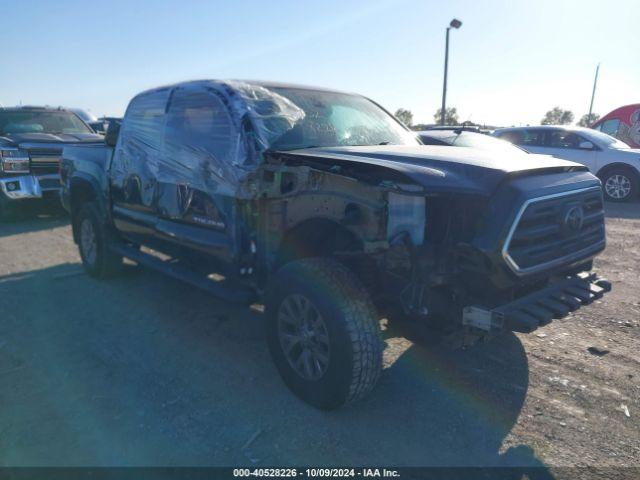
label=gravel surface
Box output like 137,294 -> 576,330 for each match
0,201 -> 638,474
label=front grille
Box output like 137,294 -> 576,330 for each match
503,187 -> 605,274
29,149 -> 62,175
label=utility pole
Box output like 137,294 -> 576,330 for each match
440,19 -> 462,125
588,63 -> 600,120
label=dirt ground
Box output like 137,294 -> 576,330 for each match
0,200 -> 638,476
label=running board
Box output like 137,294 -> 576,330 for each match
110,244 -> 257,304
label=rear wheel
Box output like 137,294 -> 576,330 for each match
266,258 -> 383,409
600,167 -> 638,202
76,202 -> 122,278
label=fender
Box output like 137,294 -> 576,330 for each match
596,161 -> 640,179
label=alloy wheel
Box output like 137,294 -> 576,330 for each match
604,174 -> 632,200
277,294 -> 331,381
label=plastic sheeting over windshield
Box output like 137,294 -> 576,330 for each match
224,80 -> 305,153
112,80 -> 306,213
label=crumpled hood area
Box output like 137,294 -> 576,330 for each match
283,145 -> 587,195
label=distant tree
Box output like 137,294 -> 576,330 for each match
577,113 -> 600,127
433,107 -> 459,125
394,108 -> 413,127
541,107 -> 574,125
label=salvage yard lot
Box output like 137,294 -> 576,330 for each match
0,202 -> 638,471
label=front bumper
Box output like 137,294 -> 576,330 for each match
0,174 -> 61,201
463,272 -> 612,334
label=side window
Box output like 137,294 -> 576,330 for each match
546,130 -> 582,149
599,119 -> 620,137
495,130 -> 524,144
520,129 -> 546,147
121,89 -> 170,151
165,88 -> 234,165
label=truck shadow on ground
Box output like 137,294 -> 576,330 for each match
0,203 -> 68,238
0,263 -> 552,477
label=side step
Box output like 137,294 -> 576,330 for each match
463,272 -> 612,334
110,244 -> 257,304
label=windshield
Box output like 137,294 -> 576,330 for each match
265,88 -> 419,150
582,129 -> 630,149
425,131 -> 527,154
70,108 -> 97,123
0,111 -> 92,135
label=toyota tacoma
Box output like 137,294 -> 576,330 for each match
60,80 -> 611,409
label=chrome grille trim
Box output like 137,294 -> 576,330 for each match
502,186 -> 605,276
29,153 -> 62,174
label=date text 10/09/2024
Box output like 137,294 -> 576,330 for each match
233,468 -> 400,478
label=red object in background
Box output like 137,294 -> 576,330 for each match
591,104 -> 640,148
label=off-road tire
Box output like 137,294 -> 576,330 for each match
599,166 -> 638,202
76,202 -> 122,278
266,258 -> 383,409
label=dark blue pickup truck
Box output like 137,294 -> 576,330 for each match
60,80 -> 611,409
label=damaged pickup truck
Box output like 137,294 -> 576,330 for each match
61,80 -> 611,409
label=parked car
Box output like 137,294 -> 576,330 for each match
417,128 -> 527,155
0,105 -> 103,218
69,108 -> 106,133
90,116 -> 122,134
61,80 -> 611,409
493,125 -> 640,202
591,104 -> 640,148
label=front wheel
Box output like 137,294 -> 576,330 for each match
601,168 -> 638,202
76,202 -> 122,278
266,258 -> 383,410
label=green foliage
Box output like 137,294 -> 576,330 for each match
541,107 -> 574,125
433,107 -> 459,125
394,108 -> 413,127
577,113 -> 600,127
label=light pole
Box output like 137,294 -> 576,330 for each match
588,63 -> 600,121
441,18 -> 462,126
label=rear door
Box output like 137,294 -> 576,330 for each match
110,88 -> 170,242
513,128 -> 547,154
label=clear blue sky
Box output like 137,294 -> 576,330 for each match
1,0 -> 638,126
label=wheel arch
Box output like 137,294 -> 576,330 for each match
69,176 -> 106,243
596,162 -> 640,181
275,217 -> 365,269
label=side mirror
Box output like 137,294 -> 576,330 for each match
579,141 -> 594,150
104,121 -> 121,147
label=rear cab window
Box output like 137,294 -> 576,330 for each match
120,89 -> 171,152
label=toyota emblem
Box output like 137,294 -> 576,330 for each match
563,206 -> 584,233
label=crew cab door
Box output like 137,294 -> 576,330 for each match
153,86 -> 239,264
110,88 -> 171,242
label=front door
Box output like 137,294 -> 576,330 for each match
539,129 -> 599,172
155,86 -> 241,266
